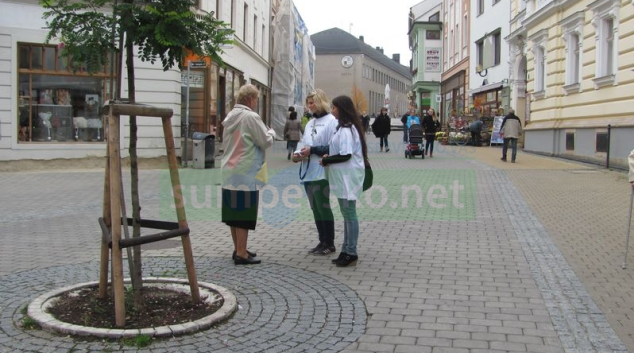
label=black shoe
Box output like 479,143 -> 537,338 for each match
232,250 -> 257,260
313,245 -> 336,256
511,160 -> 516,163
385,148 -> 390,152
308,243 -> 324,254
336,254 -> 358,267
234,255 -> 261,265
501,158 -> 507,162
332,252 -> 347,264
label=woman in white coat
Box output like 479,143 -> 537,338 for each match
221,84 -> 277,265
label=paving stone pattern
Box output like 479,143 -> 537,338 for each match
1,138 -> 633,352
0,258 -> 366,352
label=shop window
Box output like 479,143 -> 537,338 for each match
566,132 -> 575,151
17,43 -> 114,143
596,132 -> 608,152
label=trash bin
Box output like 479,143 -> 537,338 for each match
192,132 -> 215,169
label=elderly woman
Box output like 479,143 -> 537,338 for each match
221,84 -> 277,265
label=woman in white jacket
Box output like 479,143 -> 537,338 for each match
293,90 -> 339,256
221,84 -> 276,265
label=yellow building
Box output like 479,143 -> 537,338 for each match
507,0 -> 634,167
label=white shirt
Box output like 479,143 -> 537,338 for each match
327,125 -> 365,201
299,113 -> 338,183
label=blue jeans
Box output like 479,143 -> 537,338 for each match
502,138 -> 518,161
337,198 -> 359,256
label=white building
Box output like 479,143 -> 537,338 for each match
468,0 -> 511,117
0,0 -> 272,162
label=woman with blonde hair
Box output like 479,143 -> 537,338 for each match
221,84 -> 277,265
294,89 -> 339,255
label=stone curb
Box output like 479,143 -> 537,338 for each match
27,277 -> 237,338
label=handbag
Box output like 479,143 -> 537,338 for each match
363,158 -> 373,191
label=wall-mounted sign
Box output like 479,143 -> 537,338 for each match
189,61 -> 207,68
181,71 -> 204,88
425,48 -> 441,72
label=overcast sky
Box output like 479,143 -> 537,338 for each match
293,0 -> 415,65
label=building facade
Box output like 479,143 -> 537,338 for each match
270,0 -> 314,136
409,0 -> 443,116
311,28 -> 412,118
0,0 -> 272,161
468,0 -> 511,118
508,0 -> 634,167
440,0 -> 470,123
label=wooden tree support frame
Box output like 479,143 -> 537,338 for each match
99,102 -> 200,327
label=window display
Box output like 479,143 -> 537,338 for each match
17,43 -> 114,143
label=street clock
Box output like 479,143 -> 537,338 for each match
341,55 -> 354,68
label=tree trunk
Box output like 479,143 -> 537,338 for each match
123,0 -> 144,310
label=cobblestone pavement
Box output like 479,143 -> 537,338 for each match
1,137 -> 633,352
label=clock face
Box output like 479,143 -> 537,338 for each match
341,56 -> 354,68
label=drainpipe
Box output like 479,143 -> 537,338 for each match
606,124 -> 611,169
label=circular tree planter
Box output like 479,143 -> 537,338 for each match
27,277 -> 237,338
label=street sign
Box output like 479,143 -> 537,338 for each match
189,61 -> 207,68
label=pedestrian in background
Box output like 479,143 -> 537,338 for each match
221,84 -> 277,265
293,89 -> 339,256
422,108 -> 441,158
361,111 -> 370,134
406,111 -> 420,128
301,106 -> 311,131
500,109 -> 523,163
284,110 -> 303,160
401,109 -> 411,142
371,107 -> 391,152
320,95 -> 368,267
470,116 -> 483,147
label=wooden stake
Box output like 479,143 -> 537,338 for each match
99,141 -> 111,299
108,110 -> 126,327
162,116 -> 200,302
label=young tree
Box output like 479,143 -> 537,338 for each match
40,0 -> 233,309
351,84 -> 368,115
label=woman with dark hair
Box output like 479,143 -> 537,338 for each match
371,107 -> 391,152
320,95 -> 368,267
422,108 -> 441,158
284,110 -> 303,160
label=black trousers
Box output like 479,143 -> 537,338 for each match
471,131 -> 481,146
303,179 -> 335,247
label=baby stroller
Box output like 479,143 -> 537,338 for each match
405,123 -> 425,159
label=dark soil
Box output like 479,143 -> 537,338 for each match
46,285 -> 223,329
